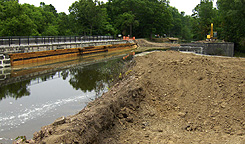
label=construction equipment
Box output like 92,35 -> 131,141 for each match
207,23 -> 217,41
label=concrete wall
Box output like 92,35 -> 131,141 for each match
0,40 -> 128,54
205,43 -> 234,57
0,68 -> 11,81
170,46 -> 203,54
172,42 -> 234,57
0,40 -> 129,68
0,54 -> 11,68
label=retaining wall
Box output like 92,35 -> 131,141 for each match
205,43 -> 234,57
170,46 -> 203,54
0,40 -> 131,66
172,42 -> 234,57
0,40 -> 128,54
0,54 -> 11,68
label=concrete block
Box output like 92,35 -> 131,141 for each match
0,54 -> 11,68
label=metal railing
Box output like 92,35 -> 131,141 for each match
0,36 -> 115,46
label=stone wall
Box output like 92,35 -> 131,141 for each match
0,40 -> 128,54
0,54 -> 10,68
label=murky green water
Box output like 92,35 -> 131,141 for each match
0,57 -> 126,143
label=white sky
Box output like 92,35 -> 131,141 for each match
19,0 -> 217,16
170,0 -> 217,15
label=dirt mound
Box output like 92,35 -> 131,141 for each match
26,51 -> 244,144
136,39 -> 180,48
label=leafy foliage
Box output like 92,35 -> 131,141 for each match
69,0 -> 108,35
0,0 -> 243,51
217,0 -> 245,52
192,0 -> 217,40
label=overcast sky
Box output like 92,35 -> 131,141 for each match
19,0 -> 217,16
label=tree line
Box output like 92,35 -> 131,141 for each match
0,0 -> 244,52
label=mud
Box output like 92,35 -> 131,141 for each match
23,51 -> 244,144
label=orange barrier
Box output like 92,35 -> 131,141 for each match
123,36 -> 136,41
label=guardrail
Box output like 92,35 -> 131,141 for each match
0,36 -> 115,46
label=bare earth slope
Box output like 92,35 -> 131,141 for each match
29,51 -> 244,144
136,39 -> 180,48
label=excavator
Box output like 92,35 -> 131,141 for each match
207,23 -> 217,41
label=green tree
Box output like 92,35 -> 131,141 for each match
39,3 -> 58,35
42,24 -> 59,36
0,1 -> 60,36
57,12 -> 74,36
192,0 -> 217,40
217,0 -> 245,52
169,7 -> 182,37
69,0 -> 108,35
115,12 -> 139,37
104,0 -> 172,38
22,3 -> 58,36
180,13 -> 194,41
40,2 -> 58,17
0,1 -> 37,36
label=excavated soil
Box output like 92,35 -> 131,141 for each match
25,51 -> 244,144
136,39 -> 180,48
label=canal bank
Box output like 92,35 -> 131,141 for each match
0,42 -> 137,86
0,37 -> 137,68
0,48 -> 136,143
27,51 -> 244,144
8,42 -> 137,66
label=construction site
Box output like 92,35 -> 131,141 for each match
0,0 -> 244,143
8,38 -> 242,144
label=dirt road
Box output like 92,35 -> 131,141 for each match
25,51 -> 244,144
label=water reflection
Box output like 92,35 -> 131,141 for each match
69,59 -> 123,96
0,73 -> 58,101
0,80 -> 31,101
0,57 -> 126,143
0,58 -> 124,101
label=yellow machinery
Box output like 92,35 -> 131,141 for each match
207,23 -> 217,40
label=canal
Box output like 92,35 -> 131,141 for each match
0,51 -> 130,143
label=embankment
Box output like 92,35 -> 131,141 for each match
24,51 -> 244,144
136,39 -> 179,48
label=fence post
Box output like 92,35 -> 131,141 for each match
19,37 -> 21,45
